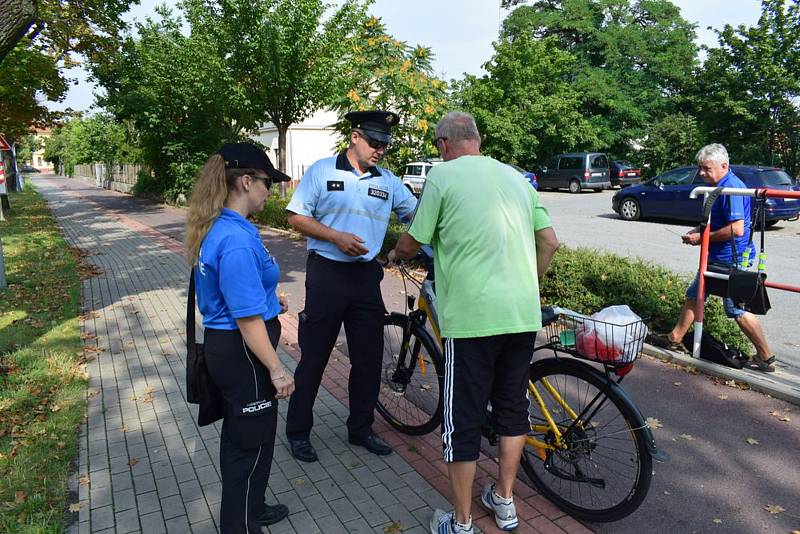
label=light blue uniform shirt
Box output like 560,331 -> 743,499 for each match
196,208 -> 282,329
286,152 -> 417,262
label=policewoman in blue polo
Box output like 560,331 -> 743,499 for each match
284,111 -> 416,462
185,143 -> 294,533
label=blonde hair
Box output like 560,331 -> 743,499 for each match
184,154 -> 259,264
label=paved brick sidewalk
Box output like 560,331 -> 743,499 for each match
37,175 -> 587,534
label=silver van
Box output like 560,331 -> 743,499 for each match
401,160 -> 442,196
537,152 -> 611,193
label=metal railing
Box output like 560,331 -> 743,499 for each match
687,186 -> 800,359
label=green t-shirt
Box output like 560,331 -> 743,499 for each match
407,155 -> 552,338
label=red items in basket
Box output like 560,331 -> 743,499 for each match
576,327 -> 623,362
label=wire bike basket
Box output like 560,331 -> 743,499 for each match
543,310 -> 648,366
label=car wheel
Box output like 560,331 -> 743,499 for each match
619,198 -> 640,221
569,180 -> 581,194
764,220 -> 778,228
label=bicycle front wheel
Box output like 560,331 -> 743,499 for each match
376,313 -> 444,435
520,358 -> 652,522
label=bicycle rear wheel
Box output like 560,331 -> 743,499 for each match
376,313 -> 444,435
520,358 -> 652,522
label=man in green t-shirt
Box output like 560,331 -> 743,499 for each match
389,112 -> 559,534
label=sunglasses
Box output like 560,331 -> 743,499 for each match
251,175 -> 272,188
358,131 -> 389,150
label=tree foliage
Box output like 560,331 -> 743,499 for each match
460,0 -> 698,165
454,36 -> 596,170
0,39 -> 66,140
691,0 -> 800,174
92,6 -> 246,199
330,16 -> 450,173
182,0 -> 370,177
0,0 -> 138,142
640,113 -> 701,177
92,0 -> 371,199
44,114 -> 140,176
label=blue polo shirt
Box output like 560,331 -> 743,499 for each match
286,152 -> 417,262
708,171 -> 752,264
195,208 -> 282,329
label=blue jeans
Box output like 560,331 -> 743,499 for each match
686,273 -> 746,319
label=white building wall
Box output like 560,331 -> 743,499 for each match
256,109 -> 341,184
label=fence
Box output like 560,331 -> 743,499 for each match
70,163 -> 145,194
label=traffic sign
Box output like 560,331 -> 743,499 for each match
0,135 -> 10,151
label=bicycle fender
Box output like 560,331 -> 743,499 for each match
531,358 -> 669,463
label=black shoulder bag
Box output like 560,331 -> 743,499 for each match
702,188 -> 771,315
186,268 -> 225,426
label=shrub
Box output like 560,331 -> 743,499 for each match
251,191 -> 293,230
539,246 -> 751,353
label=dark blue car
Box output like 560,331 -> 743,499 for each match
612,165 -> 800,227
509,164 -> 538,190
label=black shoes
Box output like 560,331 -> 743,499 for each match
258,503 -> 289,526
288,438 -> 318,463
348,433 -> 393,456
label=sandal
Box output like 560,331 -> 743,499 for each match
648,334 -> 687,353
750,355 -> 776,373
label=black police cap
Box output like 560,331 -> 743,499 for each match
218,143 -> 291,182
345,110 -> 400,144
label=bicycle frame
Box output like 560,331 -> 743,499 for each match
397,261 -> 578,457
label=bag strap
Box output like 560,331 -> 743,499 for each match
187,268 -> 197,350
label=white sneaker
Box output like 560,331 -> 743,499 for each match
480,483 -> 519,531
429,509 -> 474,534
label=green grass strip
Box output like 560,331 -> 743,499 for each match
0,187 -> 84,532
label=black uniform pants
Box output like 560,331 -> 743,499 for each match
286,253 -> 386,441
205,318 -> 281,534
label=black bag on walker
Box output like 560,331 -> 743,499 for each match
700,189 -> 770,315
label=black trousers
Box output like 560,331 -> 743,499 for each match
205,318 -> 281,534
286,253 -> 386,441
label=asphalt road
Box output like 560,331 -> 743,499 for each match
32,176 -> 800,533
538,188 -> 800,372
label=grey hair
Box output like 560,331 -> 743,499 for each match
434,111 -> 480,143
695,143 -> 729,165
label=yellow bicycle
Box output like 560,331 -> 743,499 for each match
377,248 -> 667,522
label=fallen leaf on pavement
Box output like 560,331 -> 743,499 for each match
746,437 -> 759,445
712,518 -> 722,524
673,381 -> 682,386
128,458 -> 139,466
78,476 -> 90,486
764,504 -> 784,514
646,417 -> 663,429
663,490 -> 671,495
383,522 -> 403,534
69,503 -> 80,513
679,433 -> 695,441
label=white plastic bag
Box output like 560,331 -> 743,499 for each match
576,305 -> 647,363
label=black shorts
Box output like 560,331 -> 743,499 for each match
441,332 -> 535,462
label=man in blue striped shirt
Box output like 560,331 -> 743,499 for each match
284,111 -> 417,461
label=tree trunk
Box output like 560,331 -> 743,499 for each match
0,0 -> 36,62
277,124 -> 289,198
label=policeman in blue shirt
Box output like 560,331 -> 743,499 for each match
285,110 -> 417,461
186,143 -> 295,532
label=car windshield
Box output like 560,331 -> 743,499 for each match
616,161 -> 633,168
